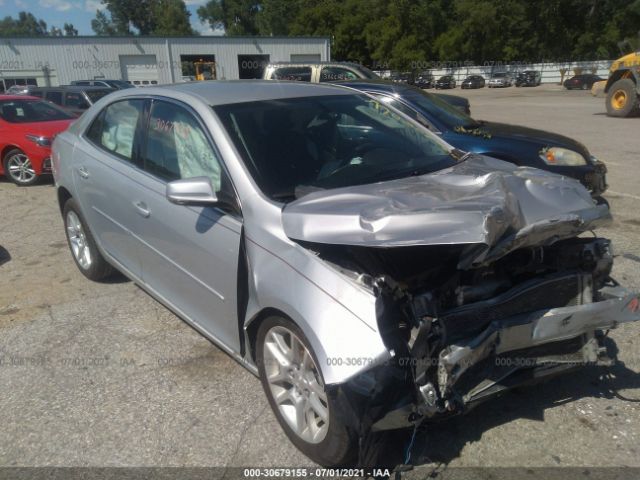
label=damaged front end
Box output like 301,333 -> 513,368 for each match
316,237 -> 640,437
280,157 -> 640,456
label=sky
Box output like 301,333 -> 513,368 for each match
0,0 -> 219,35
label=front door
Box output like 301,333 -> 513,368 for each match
133,98 -> 242,350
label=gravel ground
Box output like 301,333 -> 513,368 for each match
0,84 -> 639,477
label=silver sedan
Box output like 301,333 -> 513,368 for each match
52,81 -> 640,466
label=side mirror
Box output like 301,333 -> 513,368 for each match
166,176 -> 218,206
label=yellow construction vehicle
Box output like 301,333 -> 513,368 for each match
604,50 -> 640,117
194,61 -> 216,81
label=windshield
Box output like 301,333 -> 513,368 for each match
402,87 -> 478,130
0,99 -> 74,123
85,89 -> 113,103
214,94 -> 456,201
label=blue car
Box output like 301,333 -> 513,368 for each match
337,80 -> 607,196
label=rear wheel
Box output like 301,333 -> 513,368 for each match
63,198 -> 114,281
256,316 -> 357,466
3,149 -> 39,186
606,79 -> 638,118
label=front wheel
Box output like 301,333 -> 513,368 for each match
606,79 -> 638,118
257,316 -> 357,466
3,149 -> 39,186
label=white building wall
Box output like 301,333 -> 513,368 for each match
0,36 -> 330,86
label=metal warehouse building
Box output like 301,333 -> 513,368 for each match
0,36 -> 330,90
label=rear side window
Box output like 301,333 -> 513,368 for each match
86,99 -> 144,162
142,100 -> 222,191
319,67 -> 358,82
45,91 -> 63,105
271,67 -> 312,82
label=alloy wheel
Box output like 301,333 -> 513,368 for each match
7,153 -> 36,184
263,325 -> 329,444
66,211 -> 92,270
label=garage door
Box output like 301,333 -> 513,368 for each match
120,55 -> 158,86
290,54 -> 322,63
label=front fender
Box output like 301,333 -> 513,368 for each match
243,236 -> 390,385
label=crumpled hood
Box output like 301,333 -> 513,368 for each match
281,156 -> 611,268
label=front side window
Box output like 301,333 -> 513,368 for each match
143,100 -> 222,191
86,99 -> 144,161
271,67 -> 312,82
214,94 -> 455,201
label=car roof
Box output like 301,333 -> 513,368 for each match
32,85 -> 114,91
267,61 -> 367,68
114,80 -> 355,106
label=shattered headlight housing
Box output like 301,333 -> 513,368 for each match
540,147 -> 587,166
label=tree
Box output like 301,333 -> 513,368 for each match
153,0 -> 197,35
91,0 -> 195,36
198,0 -> 261,35
63,23 -> 79,36
0,12 -> 48,36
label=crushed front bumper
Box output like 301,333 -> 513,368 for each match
437,284 -> 639,402
340,284 -> 640,433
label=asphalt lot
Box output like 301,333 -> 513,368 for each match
0,84 -> 639,476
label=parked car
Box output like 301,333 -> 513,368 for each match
338,80 -> 607,196
515,70 -> 542,87
414,72 -> 434,89
0,95 -> 75,185
53,81 -> 639,467
71,79 -> 135,90
5,84 -> 35,95
564,74 -> 604,90
461,75 -> 485,89
263,62 -> 379,83
488,72 -> 513,87
435,75 -> 456,89
24,86 -> 115,116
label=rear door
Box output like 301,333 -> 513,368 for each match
132,98 -> 243,350
73,98 -> 147,278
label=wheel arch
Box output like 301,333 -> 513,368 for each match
57,186 -> 73,214
1,144 -> 23,162
605,69 -> 639,93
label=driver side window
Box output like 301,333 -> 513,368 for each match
143,100 -> 222,193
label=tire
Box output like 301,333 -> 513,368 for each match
62,198 -> 114,281
3,149 -> 39,186
606,79 -> 638,118
256,316 -> 357,467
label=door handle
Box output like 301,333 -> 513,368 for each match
133,201 -> 151,218
78,166 -> 90,179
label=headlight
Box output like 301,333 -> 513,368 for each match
540,147 -> 587,166
25,135 -> 52,147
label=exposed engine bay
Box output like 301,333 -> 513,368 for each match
301,235 -> 639,454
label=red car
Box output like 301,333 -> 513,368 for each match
1,95 -> 75,186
